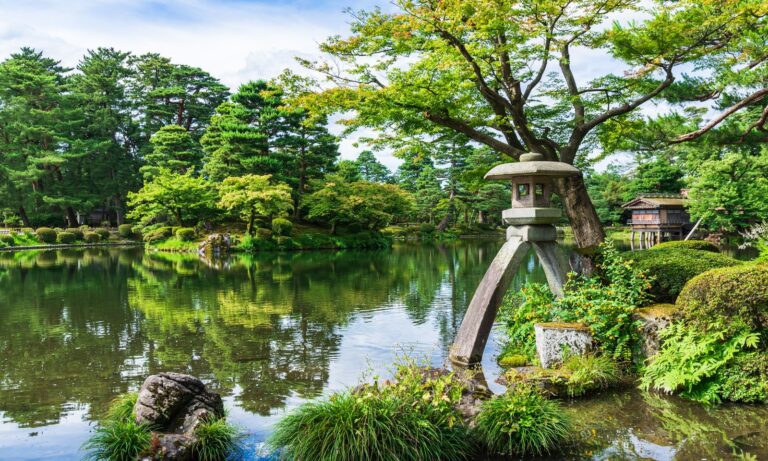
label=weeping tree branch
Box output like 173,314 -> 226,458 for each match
672,87 -> 768,143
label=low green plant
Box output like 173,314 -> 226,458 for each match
255,227 -> 273,240
419,223 -> 436,234
106,392 -> 138,422
650,240 -> 719,252
191,417 -> 243,461
20,227 -> 35,235
498,283 -> 555,362
474,385 -> 571,457
175,227 -> 196,242
142,226 -> 172,243
498,353 -> 529,368
56,231 -> 77,244
628,248 -> 740,303
271,217 -> 293,236
561,354 -> 620,397
641,322 -> 761,404
84,232 -> 101,243
69,228 -> 84,240
36,227 -> 57,243
0,234 -> 14,247
83,392 -> 151,461
95,228 -> 111,241
118,224 -> 133,238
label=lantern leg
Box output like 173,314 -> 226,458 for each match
449,237 -> 530,366
531,241 -> 570,298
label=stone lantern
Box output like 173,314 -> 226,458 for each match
449,153 -> 581,366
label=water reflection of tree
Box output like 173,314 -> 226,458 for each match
0,242 -> 510,427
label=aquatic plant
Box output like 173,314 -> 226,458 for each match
474,385 -> 571,457
561,354 -> 620,397
83,419 -> 152,461
191,417 -> 243,461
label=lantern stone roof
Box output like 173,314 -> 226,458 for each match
485,161 -> 581,180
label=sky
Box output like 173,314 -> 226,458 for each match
0,0 -> 639,172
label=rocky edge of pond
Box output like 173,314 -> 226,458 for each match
134,372 -> 224,461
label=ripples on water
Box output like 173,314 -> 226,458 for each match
0,242 -> 765,460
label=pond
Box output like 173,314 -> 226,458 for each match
0,242 -> 766,460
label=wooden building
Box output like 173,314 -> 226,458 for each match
622,195 -> 692,249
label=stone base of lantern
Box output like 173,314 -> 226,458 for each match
506,224 -> 558,242
502,207 -> 562,225
534,322 -> 593,369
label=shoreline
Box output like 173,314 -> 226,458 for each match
0,241 -> 144,252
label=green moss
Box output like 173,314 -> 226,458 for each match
650,240 -> 719,252
627,248 -> 740,303
635,303 -> 677,319
535,322 -> 590,331
498,353 -> 529,368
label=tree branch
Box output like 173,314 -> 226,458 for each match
424,111 -> 525,159
672,88 -> 768,143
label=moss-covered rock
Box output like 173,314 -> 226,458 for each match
677,264 -> 768,334
650,240 -> 719,253
634,304 -> 678,359
627,248 -> 740,303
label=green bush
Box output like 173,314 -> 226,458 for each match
274,236 -> 294,249
0,234 -> 14,247
36,227 -> 57,243
560,354 -> 620,397
677,264 -> 768,333
419,223 -> 436,234
270,357 -> 471,461
118,224 -> 133,238
191,417 -> 243,461
21,227 -> 35,235
255,228 -> 273,240
474,385 -> 571,457
499,283 -> 555,362
381,225 -> 408,237
100,220 -> 111,228
650,240 -> 719,252
175,227 -> 196,242
95,228 -> 111,241
57,232 -> 77,244
271,218 -> 293,236
84,232 -> 101,243
82,393 -> 151,461
142,226 -> 172,243
68,228 -> 84,240
627,248 -> 740,303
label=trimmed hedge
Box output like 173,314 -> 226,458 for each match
175,227 -> 196,242
419,223 -> 436,234
57,232 -> 77,244
628,248 -> 741,303
271,218 -> 293,237
36,227 -> 57,243
84,232 -> 101,243
143,226 -> 172,243
95,228 -> 111,241
650,240 -> 719,253
255,228 -> 273,240
118,224 -> 133,238
677,264 -> 768,333
68,228 -> 84,240
0,234 -> 15,247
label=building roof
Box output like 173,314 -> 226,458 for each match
622,196 -> 686,209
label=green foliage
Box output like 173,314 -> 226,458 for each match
142,226 -> 172,243
622,159 -> 684,201
270,358 -> 471,461
68,228 -> 84,240
255,228 -> 273,240
175,227 -> 196,242
355,150 -> 391,183
641,322 -> 761,404
35,227 -> 57,243
499,283 -> 555,362
650,240 -> 719,252
83,392 -> 151,461
0,234 -> 15,247
117,224 -> 133,238
141,124 -> 201,180
84,232 -> 101,243
270,218 -> 293,237
56,232 -> 76,244
105,393 -> 138,423
95,228 -> 111,241
497,353 -> 528,368
561,354 -> 620,398
127,169 -> 218,227
419,223 -> 435,234
628,249 -> 740,303
677,264 -> 768,334
191,417 -> 243,461
218,174 -> 293,235
474,386 -> 571,457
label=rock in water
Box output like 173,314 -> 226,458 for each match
134,373 -> 224,460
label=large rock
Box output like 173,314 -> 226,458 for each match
134,372 -> 224,434
634,304 -> 677,359
534,322 -> 592,369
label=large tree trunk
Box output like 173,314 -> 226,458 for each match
114,195 -> 124,226
66,207 -> 79,228
556,174 -> 605,274
18,207 -> 30,227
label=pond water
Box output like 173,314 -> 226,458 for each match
0,242 -> 766,460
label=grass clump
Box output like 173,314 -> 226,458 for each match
561,354 -> 620,397
83,392 -> 151,461
191,417 -> 243,461
474,385 -> 571,457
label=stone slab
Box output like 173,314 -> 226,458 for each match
506,225 -> 558,242
502,207 -> 562,225
534,322 -> 592,369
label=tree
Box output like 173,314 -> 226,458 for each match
141,125 -> 201,180
355,151 -> 391,183
302,0 -> 758,260
623,159 -> 684,201
335,160 -> 362,182
413,164 -> 443,224
303,177 -> 413,233
687,150 -> 768,232
218,175 -> 294,234
127,169 -> 217,226
585,167 -> 628,225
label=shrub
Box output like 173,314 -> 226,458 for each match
190,417 -> 243,461
0,234 -> 14,247
79,225 -> 90,232
84,232 -> 101,243
36,227 -> 57,243
271,218 -> 293,236
255,228 -> 273,240
474,385 -> 571,457
381,225 -> 407,237
419,223 -> 436,234
560,354 -> 620,397
57,232 -> 77,244
118,224 -> 133,238
95,228 -> 111,241
21,227 -> 34,235
627,248 -> 740,303
677,264 -> 768,334
237,234 -> 276,252
82,392 -> 151,461
274,236 -> 293,249
68,228 -> 84,240
175,227 -> 196,242
101,220 -> 111,228
498,283 -> 555,362
143,226 -> 172,243
650,240 -> 719,252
